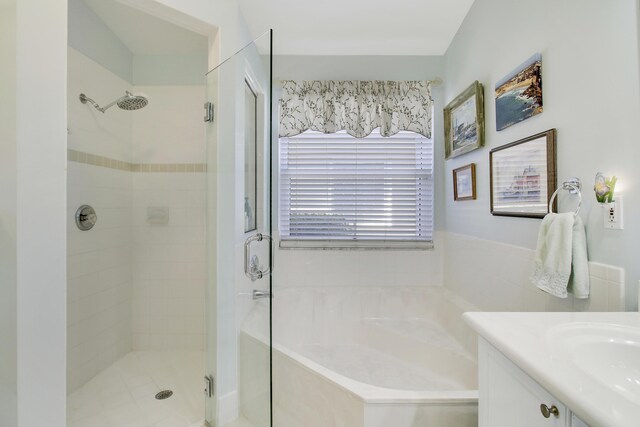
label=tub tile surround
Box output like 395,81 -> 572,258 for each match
241,287 -> 479,427
273,231 -> 445,289
444,232 -> 626,313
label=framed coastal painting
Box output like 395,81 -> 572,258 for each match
453,163 -> 476,201
495,53 -> 543,131
444,81 -> 484,159
490,129 -> 556,218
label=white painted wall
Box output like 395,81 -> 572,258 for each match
271,55 -> 446,290
0,1 -> 17,425
68,0 -> 133,82
133,54 -> 207,85
16,0 -> 68,425
443,0 -> 640,310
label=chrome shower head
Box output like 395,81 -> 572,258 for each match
79,91 -> 148,113
117,91 -> 148,111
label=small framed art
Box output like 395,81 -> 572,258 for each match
444,81 -> 485,159
490,129 -> 556,218
453,163 -> 476,201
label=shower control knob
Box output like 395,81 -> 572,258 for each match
75,205 -> 97,231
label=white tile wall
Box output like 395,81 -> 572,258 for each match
67,48 -> 133,163
273,231 -> 445,289
444,232 -> 626,312
68,48 -> 208,391
132,85 -> 206,165
131,173 -> 207,351
67,162 -> 133,392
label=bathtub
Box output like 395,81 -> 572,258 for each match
240,286 -> 479,427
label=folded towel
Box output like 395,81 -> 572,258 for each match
530,212 -> 589,298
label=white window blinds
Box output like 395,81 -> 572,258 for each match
279,129 -> 433,248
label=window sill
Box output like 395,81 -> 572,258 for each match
278,239 -> 434,251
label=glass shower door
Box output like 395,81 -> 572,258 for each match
204,31 -> 273,427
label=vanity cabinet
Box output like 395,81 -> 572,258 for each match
479,338 -> 587,427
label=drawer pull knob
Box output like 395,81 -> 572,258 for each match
540,404 -> 559,418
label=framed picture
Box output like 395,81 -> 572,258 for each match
444,81 -> 485,159
490,129 -> 556,218
495,53 -> 543,131
453,163 -> 476,201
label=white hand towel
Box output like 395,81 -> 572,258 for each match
530,213 -> 590,298
568,215 -> 589,298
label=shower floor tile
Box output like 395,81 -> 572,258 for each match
67,351 -> 206,427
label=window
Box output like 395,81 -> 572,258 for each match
279,129 -> 433,249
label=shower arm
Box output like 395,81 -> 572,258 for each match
79,93 -> 124,113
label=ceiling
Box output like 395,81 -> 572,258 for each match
82,0 -> 208,55
238,0 -> 475,56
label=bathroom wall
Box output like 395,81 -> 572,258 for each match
0,1 -> 17,424
271,55 -> 446,289
66,47 -> 134,392
16,0 -> 68,424
67,0 -> 208,390
130,85 -> 207,352
445,233 -> 626,312
442,0 -> 640,310
68,0 -> 133,82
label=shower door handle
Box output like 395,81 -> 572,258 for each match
243,233 -> 274,281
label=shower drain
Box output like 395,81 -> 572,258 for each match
155,390 -> 173,400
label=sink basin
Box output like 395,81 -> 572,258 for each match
549,323 -> 640,405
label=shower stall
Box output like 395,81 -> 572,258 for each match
66,0 -> 273,425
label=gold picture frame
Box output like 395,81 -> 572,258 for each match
444,80 -> 485,159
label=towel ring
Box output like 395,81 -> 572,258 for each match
548,177 -> 582,216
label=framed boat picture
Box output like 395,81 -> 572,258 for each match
444,81 -> 485,159
490,129 -> 556,218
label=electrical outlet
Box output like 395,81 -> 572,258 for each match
604,196 -> 624,229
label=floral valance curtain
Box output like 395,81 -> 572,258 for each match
279,80 -> 433,139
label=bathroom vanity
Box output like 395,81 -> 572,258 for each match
464,312 -> 640,427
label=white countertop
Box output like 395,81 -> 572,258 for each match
464,312 -> 640,427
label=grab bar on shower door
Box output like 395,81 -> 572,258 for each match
243,232 -> 274,281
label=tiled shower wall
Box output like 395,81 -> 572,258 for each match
67,163 -> 133,392
67,48 -> 206,391
67,48 -> 134,392
130,85 -> 207,351
131,172 -> 206,351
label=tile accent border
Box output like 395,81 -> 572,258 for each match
68,149 -> 207,173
